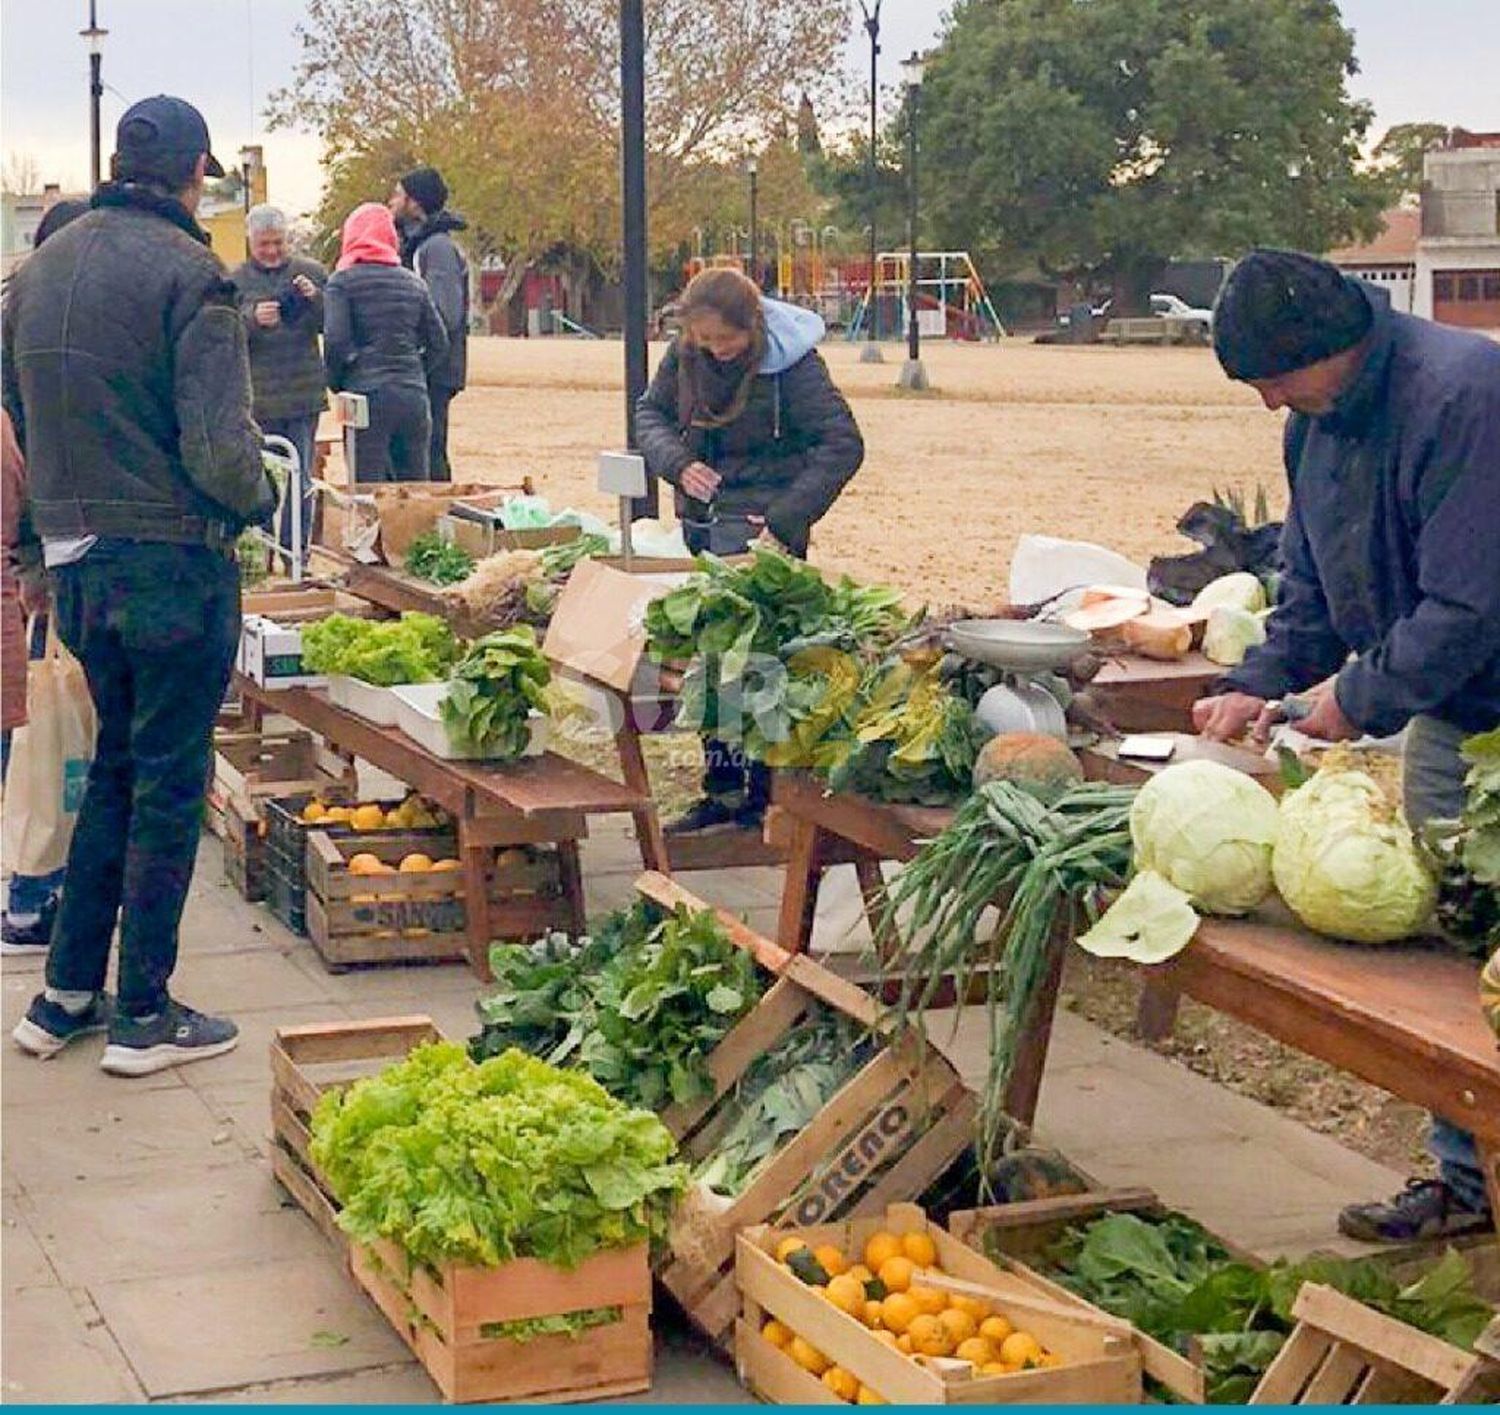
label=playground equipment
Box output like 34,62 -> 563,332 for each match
848,250 -> 1005,342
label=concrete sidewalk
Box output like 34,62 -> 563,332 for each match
1,822 -> 1406,1404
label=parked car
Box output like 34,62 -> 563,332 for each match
1150,292 -> 1214,334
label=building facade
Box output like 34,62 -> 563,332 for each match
1413,133 -> 1500,328
1327,207 -> 1418,313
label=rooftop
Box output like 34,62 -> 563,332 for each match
1327,206 -> 1419,266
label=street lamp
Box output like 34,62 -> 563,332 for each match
897,50 -> 929,391
80,0 -> 107,191
619,0 -> 655,514
747,155 -> 759,289
857,0 -> 884,361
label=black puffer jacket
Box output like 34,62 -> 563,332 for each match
1,182 -> 272,544
403,211 -> 468,391
635,303 -> 864,556
231,254 -> 328,420
323,263 -> 449,396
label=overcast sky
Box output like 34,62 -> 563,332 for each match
3,0 -> 1496,217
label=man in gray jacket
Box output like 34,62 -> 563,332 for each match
3,96 -> 273,1075
390,167 -> 468,481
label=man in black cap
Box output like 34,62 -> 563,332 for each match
1195,247 -> 1500,1241
2,96 -> 274,1075
389,167 -> 468,481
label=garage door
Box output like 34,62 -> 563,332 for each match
1433,269 -> 1500,328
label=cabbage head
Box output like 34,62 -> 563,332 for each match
1272,766 -> 1436,943
1202,606 -> 1267,667
1131,760 -> 1280,915
1192,572 -> 1267,615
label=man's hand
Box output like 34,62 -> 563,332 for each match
253,301 -> 281,328
1192,691 -> 1266,743
291,274 -> 317,300
679,460 -> 720,502
18,568 -> 47,618
747,515 -> 786,553
2,408 -> 22,479
1286,681 -> 1360,742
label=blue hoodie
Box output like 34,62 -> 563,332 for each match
1223,282 -> 1500,737
759,298 -> 826,374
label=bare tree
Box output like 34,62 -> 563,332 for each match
2,152 -> 43,196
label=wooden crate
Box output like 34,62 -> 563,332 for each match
351,1237 -> 651,1404
269,1016 -> 652,1403
221,793 -> 268,902
735,1200 -> 1142,1405
207,729 -> 352,840
1249,1283 -> 1480,1404
948,1189 -> 1260,1403
305,832 -> 570,970
633,873 -> 980,1352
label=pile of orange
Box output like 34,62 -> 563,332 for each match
760,1228 -> 1063,1401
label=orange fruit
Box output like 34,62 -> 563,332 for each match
863,1299 -> 884,1328
814,1244 -> 849,1277
351,804 -> 386,831
322,805 -> 353,823
1000,1332 -> 1043,1368
775,1236 -> 809,1264
949,1294 -> 991,1323
871,1329 -> 900,1349
979,1315 -> 1014,1346
347,852 -> 384,876
761,1319 -> 791,1349
896,1334 -> 914,1355
846,1264 -> 874,1287
908,1314 -> 954,1358
431,858 -> 461,871
824,1274 -> 866,1317
980,1361 -> 1011,1377
939,1307 -> 978,1345
863,1231 -> 903,1272
822,1367 -> 860,1402
788,1336 -> 830,1376
301,800 -> 327,822
909,1285 -> 947,1317
399,853 -> 433,873
856,1387 -> 887,1405
901,1230 -> 938,1268
877,1255 -> 915,1294
879,1291 -> 918,1335
954,1337 -> 995,1367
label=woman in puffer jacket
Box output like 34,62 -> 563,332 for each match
323,203 -> 448,482
636,267 -> 864,834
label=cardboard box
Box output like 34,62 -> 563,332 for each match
542,558 -> 690,698
239,615 -> 326,689
439,511 -> 579,561
316,482 -> 534,566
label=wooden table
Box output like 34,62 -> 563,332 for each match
1137,916 -> 1500,1226
235,674 -> 661,976
1089,651 -> 1221,733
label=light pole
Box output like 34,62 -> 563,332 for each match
747,156 -> 759,289
620,0 -> 655,515
897,51 -> 928,391
857,0 -> 883,362
80,1 -> 107,191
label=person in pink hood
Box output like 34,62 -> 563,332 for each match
323,202 -> 448,481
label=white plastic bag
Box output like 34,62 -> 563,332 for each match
1009,534 -> 1147,607
2,622 -> 97,876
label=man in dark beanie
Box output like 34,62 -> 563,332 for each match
1196,247 -> 1500,1243
389,167 -> 468,481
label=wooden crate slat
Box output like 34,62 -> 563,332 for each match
274,1016 -> 441,1067
1290,1283 -> 1477,1392
736,1318 -> 842,1405
1248,1327 -> 1336,1405
1300,1342 -> 1373,1404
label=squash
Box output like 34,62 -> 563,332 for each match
973,732 -> 1084,795
1122,609 -> 1194,661
1482,947 -> 1500,1043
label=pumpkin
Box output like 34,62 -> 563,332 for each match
1482,947 -> 1500,1043
973,732 -> 1084,795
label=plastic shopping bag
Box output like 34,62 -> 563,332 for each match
1,622 -> 97,877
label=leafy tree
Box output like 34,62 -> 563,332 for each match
1372,122 -> 1452,201
918,0 -> 1392,307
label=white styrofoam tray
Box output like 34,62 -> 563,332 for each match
327,674 -> 406,727
390,683 -> 548,761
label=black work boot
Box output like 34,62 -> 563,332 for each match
1338,1178 -> 1492,1243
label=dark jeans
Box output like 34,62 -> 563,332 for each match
428,384 -> 457,483
47,541 -> 240,1016
260,413 -> 318,558
352,384 -> 430,483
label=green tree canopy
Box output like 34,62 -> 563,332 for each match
1372,122 -> 1452,201
918,0 -> 1392,305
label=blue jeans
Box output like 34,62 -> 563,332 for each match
260,413 -> 318,559
1404,715 -> 1488,1209
47,542 -> 240,1015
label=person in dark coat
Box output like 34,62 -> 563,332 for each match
1195,247 -> 1500,1242
323,202 -> 448,482
636,267 -> 865,834
231,204 -> 326,557
389,167 -> 468,482
2,95 -> 273,1073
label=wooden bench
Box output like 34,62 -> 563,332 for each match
1138,917 -> 1500,1226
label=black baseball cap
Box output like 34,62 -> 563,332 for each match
114,95 -> 225,179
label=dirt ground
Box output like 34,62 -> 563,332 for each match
444,333 -> 1426,1178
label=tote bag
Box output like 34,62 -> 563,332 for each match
2,621 -> 97,877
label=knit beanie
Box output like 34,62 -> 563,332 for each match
1213,249 -> 1373,380
399,166 -> 448,216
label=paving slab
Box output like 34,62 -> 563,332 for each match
168,1362 -> 432,1404
189,1077 -> 277,1158
91,1252 -> 411,1398
1,1284 -> 142,1402
2,1206 -> 58,1291
3,1028 -> 189,1106
282,946 -> 479,1006
170,943 -> 341,1011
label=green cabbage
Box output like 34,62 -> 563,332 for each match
1202,606 -> 1267,667
1273,765 -> 1436,943
1192,571 -> 1267,615
1130,760 -> 1280,915
1076,870 -> 1200,963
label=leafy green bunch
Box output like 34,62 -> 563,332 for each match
1421,727 -> 1500,956
310,1042 -> 687,1270
302,612 -> 458,686
538,533 -> 610,580
440,626 -> 552,758
404,531 -> 475,587
472,901 -> 761,1110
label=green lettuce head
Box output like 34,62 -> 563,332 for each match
1272,765 -> 1436,943
1130,759 -> 1280,916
